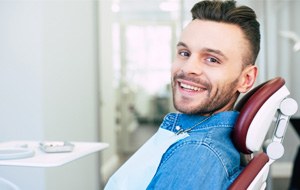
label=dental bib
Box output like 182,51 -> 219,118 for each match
104,128 -> 189,190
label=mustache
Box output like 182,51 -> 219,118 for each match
173,72 -> 212,91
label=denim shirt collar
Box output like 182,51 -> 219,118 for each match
160,111 -> 239,133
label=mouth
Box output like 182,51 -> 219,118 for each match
180,82 -> 202,91
178,80 -> 207,93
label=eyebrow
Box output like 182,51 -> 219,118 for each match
177,42 -> 188,48
176,41 -> 228,60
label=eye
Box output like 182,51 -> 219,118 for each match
178,50 -> 190,57
206,57 -> 220,64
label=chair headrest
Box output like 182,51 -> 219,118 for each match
232,77 -> 288,154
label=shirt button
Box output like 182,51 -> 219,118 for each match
175,126 -> 181,131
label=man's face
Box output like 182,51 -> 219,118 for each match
172,20 -> 251,115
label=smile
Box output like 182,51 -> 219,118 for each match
179,82 -> 206,92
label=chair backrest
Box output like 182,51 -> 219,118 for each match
229,77 -> 298,190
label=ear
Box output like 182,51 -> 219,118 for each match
237,65 -> 258,93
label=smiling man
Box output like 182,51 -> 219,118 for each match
172,19 -> 257,116
105,0 -> 260,189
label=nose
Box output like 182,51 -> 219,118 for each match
181,55 -> 203,75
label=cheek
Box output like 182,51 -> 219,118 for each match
211,66 -> 242,82
171,62 -> 181,76
208,72 -> 237,92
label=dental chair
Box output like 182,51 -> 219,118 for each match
229,77 -> 298,190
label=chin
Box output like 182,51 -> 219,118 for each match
174,103 -> 196,114
174,99 -> 213,115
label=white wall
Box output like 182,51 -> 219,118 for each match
0,2 -> 46,189
0,1 -> 102,189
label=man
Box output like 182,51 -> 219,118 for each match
105,0 -> 260,189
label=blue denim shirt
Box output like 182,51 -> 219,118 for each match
147,111 -> 242,190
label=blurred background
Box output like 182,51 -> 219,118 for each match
0,0 -> 300,189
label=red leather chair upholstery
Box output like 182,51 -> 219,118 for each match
229,77 -> 298,190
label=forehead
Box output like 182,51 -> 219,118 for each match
180,20 -> 249,60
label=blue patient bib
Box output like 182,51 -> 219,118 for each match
104,128 -> 188,190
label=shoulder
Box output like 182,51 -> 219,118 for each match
148,139 -> 235,189
161,134 -> 241,179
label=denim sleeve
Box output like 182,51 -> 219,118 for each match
146,140 -> 231,190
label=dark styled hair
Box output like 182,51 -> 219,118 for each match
191,0 -> 260,66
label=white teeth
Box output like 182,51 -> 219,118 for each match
180,83 -> 201,91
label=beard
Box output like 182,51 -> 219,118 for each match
172,72 -> 240,115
